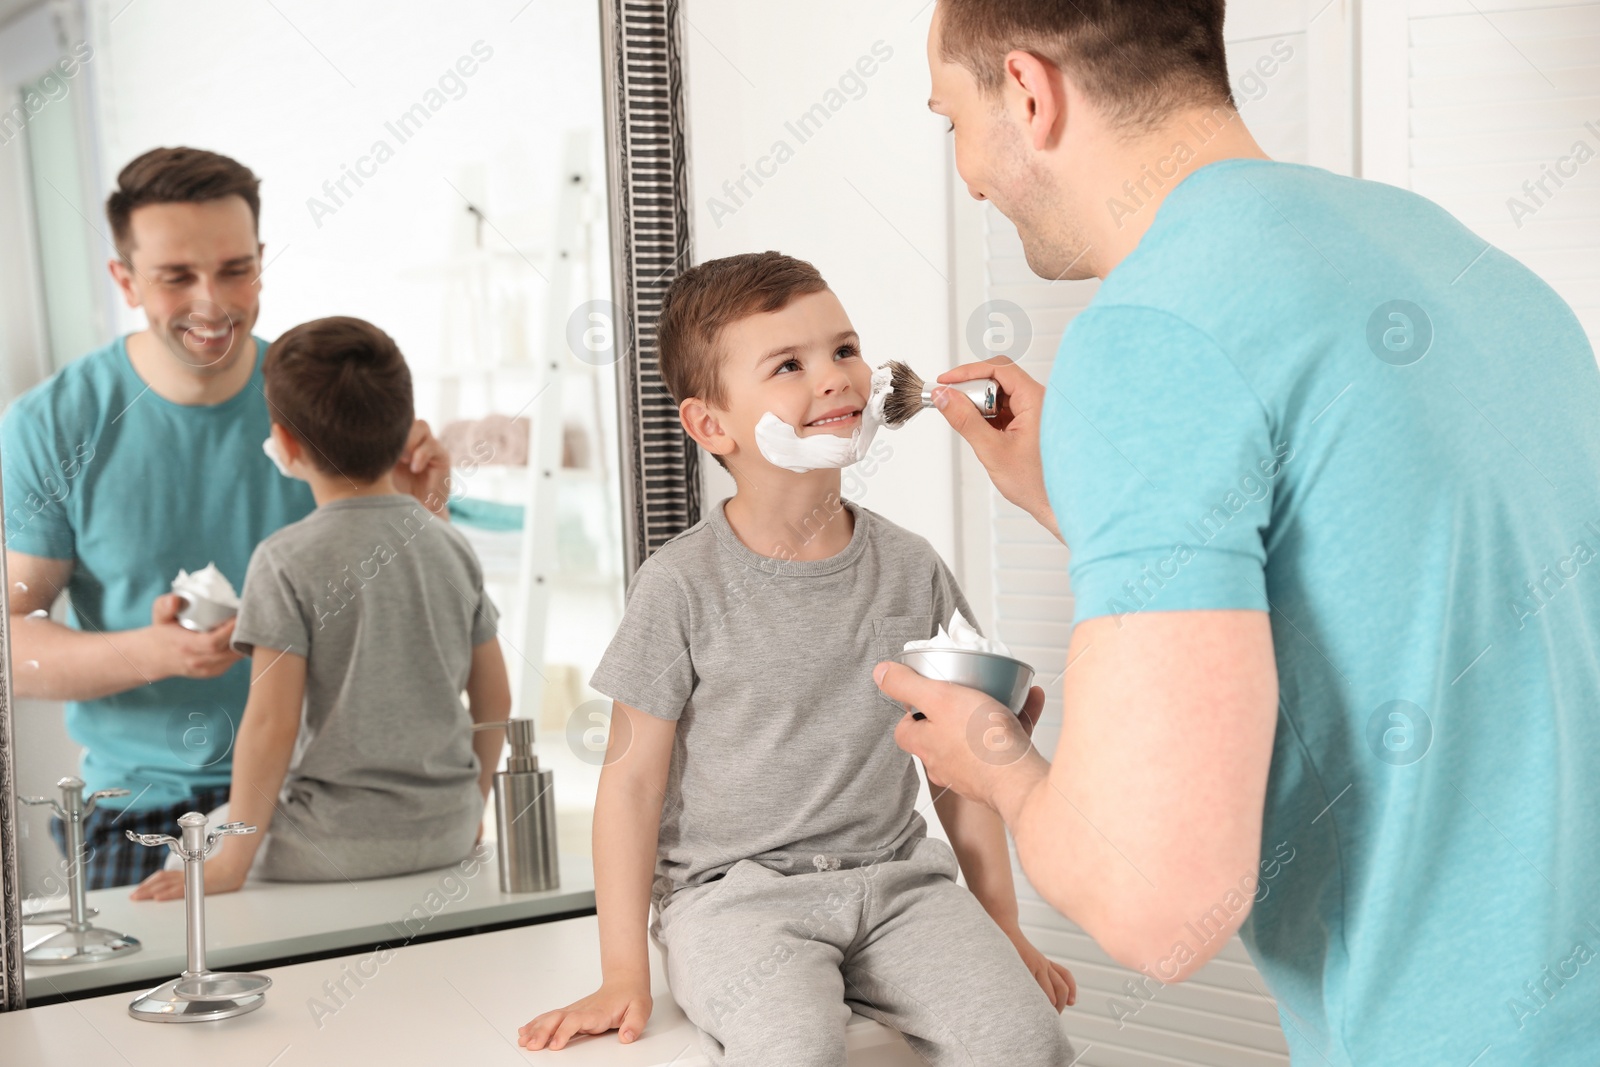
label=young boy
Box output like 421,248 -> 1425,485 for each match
519,254 -> 1077,1064
129,316 -> 510,898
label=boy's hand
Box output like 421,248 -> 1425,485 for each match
129,854 -> 249,901
518,981 -> 653,1051
1004,927 -> 1077,1012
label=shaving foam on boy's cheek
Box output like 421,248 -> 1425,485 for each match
754,413 -> 856,472
262,436 -> 293,477
752,367 -> 893,474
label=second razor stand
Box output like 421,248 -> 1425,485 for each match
125,813 -> 272,1022
18,777 -> 141,965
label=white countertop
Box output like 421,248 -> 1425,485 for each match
2,915 -> 920,1066
23,851 -> 595,999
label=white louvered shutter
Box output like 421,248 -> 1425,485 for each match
1365,0 -> 1600,353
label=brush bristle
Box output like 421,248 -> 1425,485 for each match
882,360 -> 926,428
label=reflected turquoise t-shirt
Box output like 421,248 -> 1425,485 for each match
1041,160 -> 1600,1065
2,336 -> 314,810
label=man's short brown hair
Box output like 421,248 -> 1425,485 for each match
264,317 -> 414,484
107,147 -> 262,261
937,0 -> 1233,130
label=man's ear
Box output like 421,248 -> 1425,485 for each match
679,397 -> 736,462
1003,49 -> 1066,152
107,257 -> 142,309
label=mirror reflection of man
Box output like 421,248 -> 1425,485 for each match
875,1 -> 1600,1063
2,147 -> 450,889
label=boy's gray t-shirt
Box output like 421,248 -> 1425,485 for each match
589,496 -> 978,911
231,495 -> 498,881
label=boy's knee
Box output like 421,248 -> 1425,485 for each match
692,978 -> 849,1067
709,1004 -> 847,1067
987,1002 -> 1076,1067
1031,1019 -> 1078,1067
940,969 -> 1073,1067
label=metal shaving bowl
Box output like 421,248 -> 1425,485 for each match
174,593 -> 237,633
896,648 -> 1035,716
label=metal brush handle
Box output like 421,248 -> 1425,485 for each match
925,378 -> 1001,418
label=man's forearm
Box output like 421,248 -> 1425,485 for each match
998,755 -> 1185,972
8,616 -> 160,702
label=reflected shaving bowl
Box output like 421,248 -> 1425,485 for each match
175,594 -> 237,633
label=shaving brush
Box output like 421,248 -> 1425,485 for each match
880,360 -> 1002,429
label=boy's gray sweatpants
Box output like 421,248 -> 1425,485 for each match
654,836 -> 1077,1067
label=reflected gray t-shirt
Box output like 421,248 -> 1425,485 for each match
231,494 -> 498,881
589,496 -> 977,911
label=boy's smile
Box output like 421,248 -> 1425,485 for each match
805,407 -> 861,430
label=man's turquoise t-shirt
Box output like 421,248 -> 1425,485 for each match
1040,160 -> 1600,1065
2,336 -> 314,810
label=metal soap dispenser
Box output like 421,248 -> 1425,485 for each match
474,717 -> 559,893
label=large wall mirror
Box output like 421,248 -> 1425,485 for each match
0,0 -> 694,1008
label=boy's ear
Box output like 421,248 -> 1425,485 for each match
679,398 -> 736,462
270,422 -> 304,464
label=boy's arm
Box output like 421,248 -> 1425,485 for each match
932,787 -> 1022,931
931,765 -> 1078,1011
129,646 -> 306,900
465,637 -> 513,803
519,699 -> 676,1051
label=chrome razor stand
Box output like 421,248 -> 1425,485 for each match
18,776 -> 141,964
125,813 -> 272,1022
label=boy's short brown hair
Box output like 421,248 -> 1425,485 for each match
658,251 -> 830,409
658,252 -> 830,470
937,0 -> 1233,130
264,317 -> 414,484
106,147 -> 262,261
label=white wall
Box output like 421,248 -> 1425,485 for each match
84,0 -> 606,419
682,0 -> 959,566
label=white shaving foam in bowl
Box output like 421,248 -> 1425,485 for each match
172,563 -> 241,608
903,610 -> 1012,657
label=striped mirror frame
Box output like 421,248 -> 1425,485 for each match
600,0 -> 702,572
0,531 -> 16,1010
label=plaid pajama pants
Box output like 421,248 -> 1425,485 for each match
50,785 -> 231,891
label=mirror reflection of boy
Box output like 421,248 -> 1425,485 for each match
521,254 -> 1077,1064
130,317 -> 509,899
1,148 -> 452,889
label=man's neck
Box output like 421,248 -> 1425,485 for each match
125,329 -> 258,407
1080,105 -> 1271,278
306,470 -> 404,508
723,468 -> 854,563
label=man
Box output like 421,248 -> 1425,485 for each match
2,147 -> 450,889
875,3 -> 1600,1064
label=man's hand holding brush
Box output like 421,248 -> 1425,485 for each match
930,357 -> 1061,543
